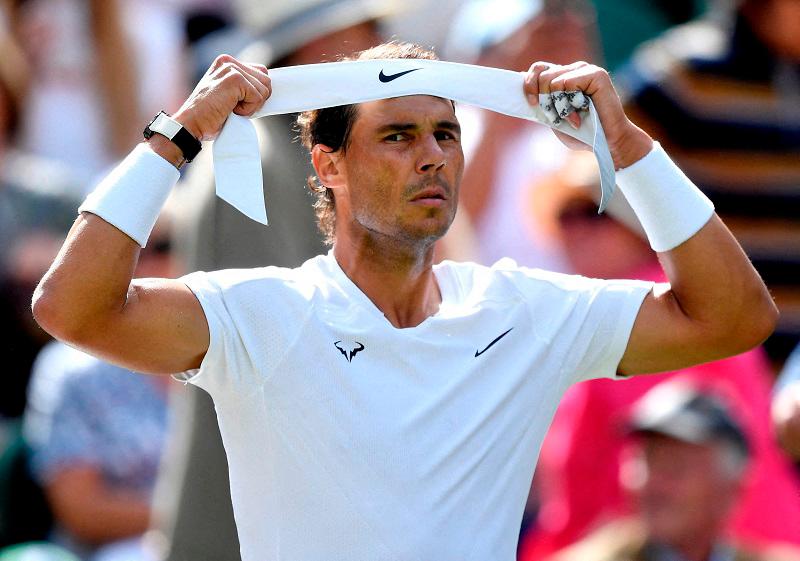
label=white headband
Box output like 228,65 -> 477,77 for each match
212,59 -> 615,225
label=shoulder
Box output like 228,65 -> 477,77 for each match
437,258 -> 636,304
491,261 -> 599,291
184,254 -> 326,296
179,254 -> 334,329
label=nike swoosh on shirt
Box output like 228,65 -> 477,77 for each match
474,328 -> 514,357
379,68 -> 422,83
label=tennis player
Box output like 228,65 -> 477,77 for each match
32,43 -> 777,560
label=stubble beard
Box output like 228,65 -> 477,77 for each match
400,175 -> 457,244
351,176 -> 458,253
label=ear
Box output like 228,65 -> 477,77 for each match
312,144 -> 345,189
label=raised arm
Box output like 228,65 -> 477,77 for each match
523,61 -> 778,375
32,55 -> 272,375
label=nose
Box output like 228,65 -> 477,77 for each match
416,135 -> 446,174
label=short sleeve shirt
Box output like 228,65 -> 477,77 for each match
179,253 -> 652,561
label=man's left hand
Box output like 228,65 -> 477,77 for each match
523,61 -> 653,169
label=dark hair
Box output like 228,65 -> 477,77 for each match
296,41 -> 438,245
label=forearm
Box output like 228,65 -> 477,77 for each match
33,142 -> 179,345
617,144 -> 777,374
521,61 -> 777,373
621,143 -> 775,343
33,56 -> 270,372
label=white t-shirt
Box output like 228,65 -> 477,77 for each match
180,253 -> 652,561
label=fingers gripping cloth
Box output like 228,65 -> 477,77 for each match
212,59 -> 616,225
539,91 -> 590,124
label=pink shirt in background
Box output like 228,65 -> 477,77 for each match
519,268 -> 800,560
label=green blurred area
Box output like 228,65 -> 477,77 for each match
592,0 -> 708,71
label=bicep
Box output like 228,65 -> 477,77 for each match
79,278 -> 210,375
618,283 -> 719,376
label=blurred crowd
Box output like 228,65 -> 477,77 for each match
0,0 -> 798,560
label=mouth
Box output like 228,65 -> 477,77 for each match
409,187 -> 448,203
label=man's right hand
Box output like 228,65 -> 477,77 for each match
173,55 -> 272,141
33,55 -> 272,376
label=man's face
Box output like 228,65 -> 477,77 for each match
627,434 -> 740,545
332,95 -> 464,248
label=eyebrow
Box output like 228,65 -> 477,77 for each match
376,120 -> 461,135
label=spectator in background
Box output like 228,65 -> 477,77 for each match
13,0 -> 188,190
517,154 -> 800,560
0,2 -> 80,422
0,9 -> 82,547
546,381 -> 800,561
439,0 -> 598,270
154,3 -> 391,560
773,344 -> 800,465
22,210 -> 178,561
616,0 -> 800,362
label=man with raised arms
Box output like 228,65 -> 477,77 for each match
32,43 -> 777,560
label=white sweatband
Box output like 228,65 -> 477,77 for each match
616,142 -> 715,252
212,59 -> 616,225
78,143 -> 179,247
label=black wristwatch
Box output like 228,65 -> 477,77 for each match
143,111 -> 202,163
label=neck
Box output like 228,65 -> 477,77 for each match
333,236 -> 441,329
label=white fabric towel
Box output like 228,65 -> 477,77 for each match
212,59 -> 615,225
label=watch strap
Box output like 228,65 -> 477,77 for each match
143,111 -> 202,163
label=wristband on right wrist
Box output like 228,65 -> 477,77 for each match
143,111 -> 202,163
616,142 -> 715,252
78,143 -> 180,247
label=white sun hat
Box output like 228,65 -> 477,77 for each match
233,0 -> 408,65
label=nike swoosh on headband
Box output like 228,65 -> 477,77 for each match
212,59 -> 616,225
379,68 -> 423,82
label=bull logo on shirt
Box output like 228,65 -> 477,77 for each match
334,340 -> 365,363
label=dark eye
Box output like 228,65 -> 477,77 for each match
435,130 -> 458,142
385,133 -> 406,142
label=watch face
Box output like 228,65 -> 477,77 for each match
143,112 -> 162,139
141,111 -> 201,161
